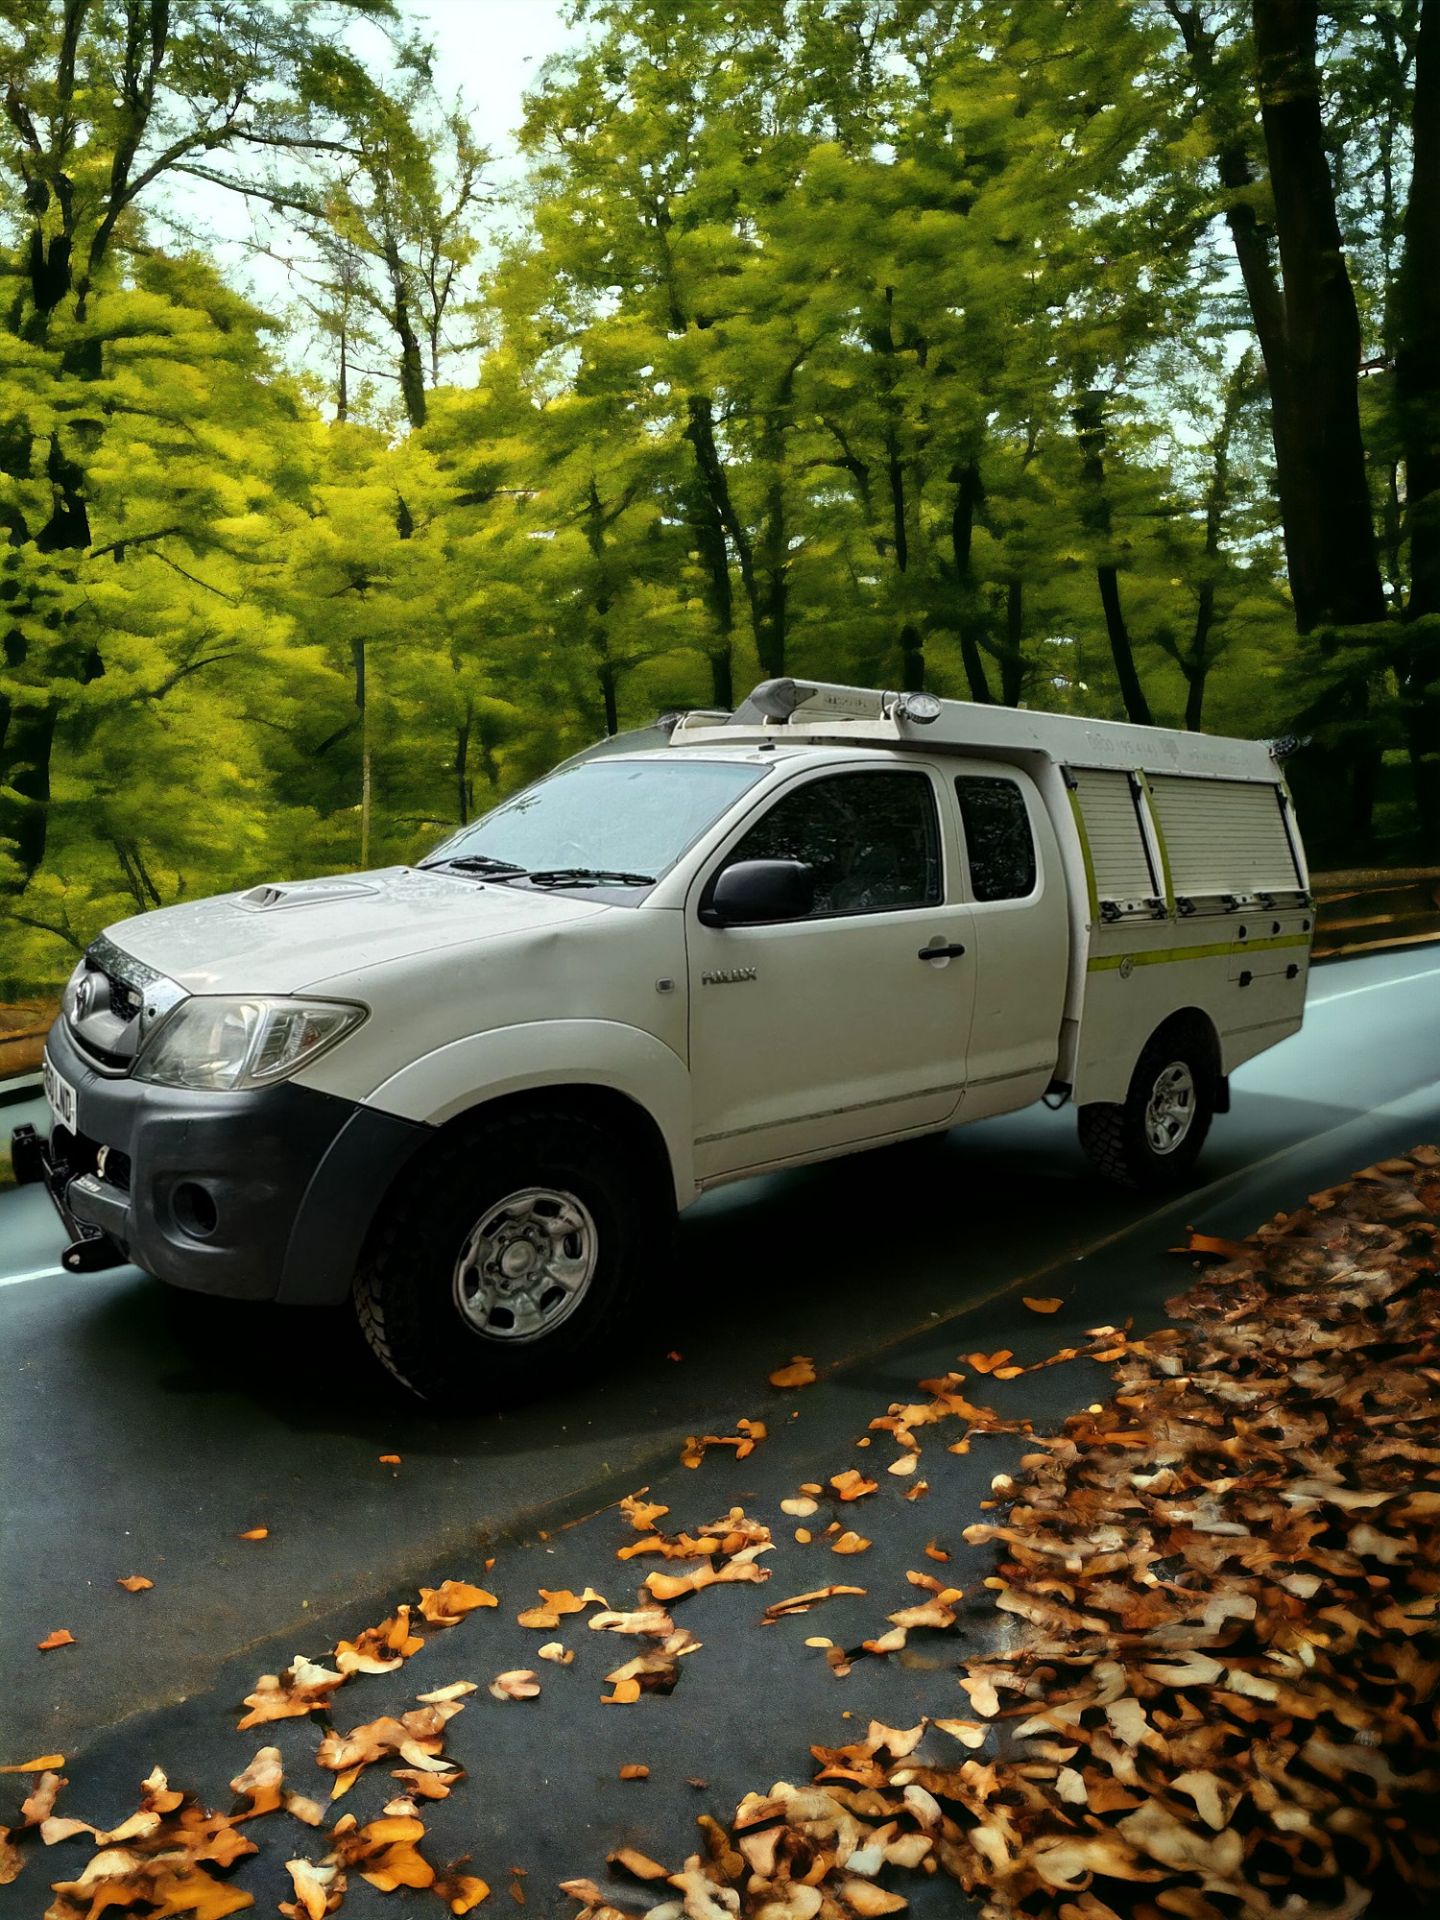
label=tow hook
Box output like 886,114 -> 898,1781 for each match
61,1229 -> 126,1273
10,1122 -> 128,1273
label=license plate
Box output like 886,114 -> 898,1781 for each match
43,1053 -> 77,1133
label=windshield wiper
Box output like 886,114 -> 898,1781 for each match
522,867 -> 657,889
422,854 -> 529,878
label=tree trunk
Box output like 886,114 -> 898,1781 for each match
949,459 -> 994,704
383,237 -> 427,430
1000,578 -> 1025,708
1400,0 -> 1440,620
685,395 -> 762,666
455,708 -> 471,825
1251,0 -> 1388,633
1072,392 -> 1153,726
351,635 -> 371,868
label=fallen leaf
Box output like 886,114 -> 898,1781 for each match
335,1605 -> 425,1674
237,1527 -> 269,1541
616,1767 -> 650,1785
762,1585 -> 867,1621
434,1864 -> 490,1913
830,1470 -> 878,1502
768,1356 -> 817,1390
831,1531 -> 871,1555
238,1655 -> 344,1729
378,1454 -> 402,1465
36,1631 -> 74,1652
415,1682 -> 477,1703
281,1858 -> 346,1920
417,1582 -> 499,1627
488,1671 -> 540,1701
1022,1296 -> 1063,1314
0,1755 -> 65,1774
516,1586 -> 607,1628
537,1643 -> 573,1665
116,1576 -> 154,1593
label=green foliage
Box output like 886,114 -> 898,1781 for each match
0,0 -> 1427,998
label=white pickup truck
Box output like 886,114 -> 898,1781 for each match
16,678 -> 1311,1403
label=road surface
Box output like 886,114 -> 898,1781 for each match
2,945 -> 1439,1914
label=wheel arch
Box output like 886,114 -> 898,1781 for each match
275,1023 -> 692,1308
1072,997 -> 1224,1107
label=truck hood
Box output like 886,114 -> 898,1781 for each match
104,867 -> 609,997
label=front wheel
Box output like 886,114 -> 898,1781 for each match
354,1105 -> 666,1406
1077,1028 -> 1216,1191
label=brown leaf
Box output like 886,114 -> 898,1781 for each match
829,1469 -> 878,1502
488,1671 -> 540,1701
417,1582 -> 499,1627
237,1527 -> 269,1541
516,1586 -> 606,1629
768,1355 -> 817,1389
831,1531 -> 871,1555
237,1655 -> 344,1730
0,1755 -> 65,1774
617,1766 -> 650,1784
116,1575 -> 154,1593
1022,1296 -> 1063,1314
762,1585 -> 867,1622
378,1454 -> 402,1465
36,1631 -> 74,1652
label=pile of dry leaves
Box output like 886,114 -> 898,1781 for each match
563,1148 -> 1440,1920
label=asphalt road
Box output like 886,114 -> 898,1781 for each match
3,945 -> 1440,1916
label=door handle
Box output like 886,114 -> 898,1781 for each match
918,942 -> 967,961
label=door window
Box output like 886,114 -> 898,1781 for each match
723,771 -> 942,918
955,775 -> 1036,902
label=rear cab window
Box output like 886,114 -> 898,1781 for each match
955,775 -> 1037,902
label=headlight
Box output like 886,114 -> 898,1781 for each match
133,997 -> 366,1091
60,958 -> 89,1020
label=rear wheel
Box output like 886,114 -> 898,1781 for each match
354,1104 -> 667,1406
1077,1026 -> 1216,1191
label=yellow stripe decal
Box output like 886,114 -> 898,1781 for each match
1088,933 -> 1311,972
1066,786 -> 1099,922
1133,769 -> 1174,913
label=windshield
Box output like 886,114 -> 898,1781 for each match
424,758 -> 768,884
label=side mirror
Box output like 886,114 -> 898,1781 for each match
701,859 -> 815,928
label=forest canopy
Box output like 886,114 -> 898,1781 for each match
0,0 -> 1433,995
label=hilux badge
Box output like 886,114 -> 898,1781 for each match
701,966 -> 758,986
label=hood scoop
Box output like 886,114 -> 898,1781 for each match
237,878 -> 381,913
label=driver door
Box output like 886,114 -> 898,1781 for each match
686,763 -> 976,1180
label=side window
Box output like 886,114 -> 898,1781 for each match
725,771 -> 942,918
956,775 -> 1036,902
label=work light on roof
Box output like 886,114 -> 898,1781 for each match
895,691 -> 943,724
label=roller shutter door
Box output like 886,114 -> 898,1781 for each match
1070,768 -> 1158,907
1148,776 -> 1300,897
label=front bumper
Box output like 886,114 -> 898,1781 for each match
17,1016 -> 428,1304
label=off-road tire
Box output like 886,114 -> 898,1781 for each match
354,1104 -> 667,1406
1077,1025 -> 1216,1192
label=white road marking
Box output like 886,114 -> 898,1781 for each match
0,1265 -> 65,1288
1308,960 -> 1440,1008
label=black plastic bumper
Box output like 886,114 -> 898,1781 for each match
15,1018 -> 429,1304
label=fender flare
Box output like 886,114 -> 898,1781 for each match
275,1021 -> 694,1307
360,1019 -> 694,1203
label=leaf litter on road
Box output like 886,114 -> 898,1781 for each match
27,1149 -> 1440,1920
553,1147 -> 1440,1920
